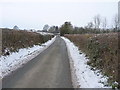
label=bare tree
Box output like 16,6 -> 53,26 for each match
93,15 -> 101,29
113,14 -> 119,30
87,22 -> 94,29
102,17 -> 107,30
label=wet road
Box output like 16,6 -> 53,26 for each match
2,36 -> 73,88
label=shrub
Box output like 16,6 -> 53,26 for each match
65,33 -> 119,85
2,28 -> 54,55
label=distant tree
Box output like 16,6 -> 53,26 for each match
93,15 -> 101,29
55,26 -> 59,33
86,22 -> 94,29
48,26 -> 59,33
13,25 -> 19,30
48,26 -> 56,33
79,27 -> 85,34
60,22 -> 73,36
73,27 -> 79,34
102,17 -> 107,30
43,24 -> 49,32
113,14 -> 119,31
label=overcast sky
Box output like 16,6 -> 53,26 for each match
0,0 -> 119,30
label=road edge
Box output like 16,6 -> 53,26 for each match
2,36 -> 56,79
61,36 -> 79,88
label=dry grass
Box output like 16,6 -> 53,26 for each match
65,33 -> 119,85
2,28 -> 54,55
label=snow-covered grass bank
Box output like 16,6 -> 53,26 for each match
0,36 -> 56,78
62,37 -> 110,88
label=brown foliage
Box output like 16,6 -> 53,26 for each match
2,28 -> 53,55
65,33 -> 119,85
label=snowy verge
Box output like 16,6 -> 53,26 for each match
61,37 -> 110,88
36,31 -> 54,36
0,36 -> 56,78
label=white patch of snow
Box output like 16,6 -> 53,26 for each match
61,36 -> 110,88
37,31 -> 54,35
0,36 -> 56,78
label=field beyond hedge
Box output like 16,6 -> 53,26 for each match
65,33 -> 119,85
2,28 -> 54,55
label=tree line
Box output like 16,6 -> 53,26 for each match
59,14 -> 120,36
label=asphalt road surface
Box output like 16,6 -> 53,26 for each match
2,36 -> 73,88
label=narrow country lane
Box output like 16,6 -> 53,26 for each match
2,36 -> 73,88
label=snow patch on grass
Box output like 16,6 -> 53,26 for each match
36,31 -> 54,35
62,36 -> 110,88
0,36 -> 56,78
